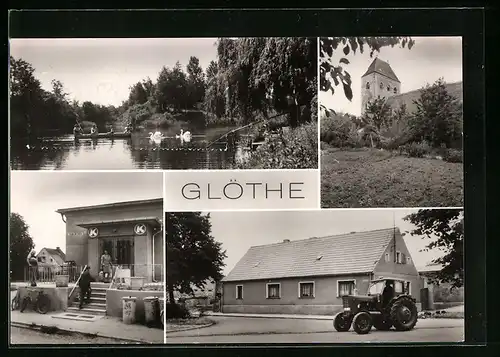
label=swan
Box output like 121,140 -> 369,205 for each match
149,131 -> 163,144
176,129 -> 192,142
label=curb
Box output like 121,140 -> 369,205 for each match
165,322 -> 215,335
206,313 -> 333,321
11,321 -> 159,344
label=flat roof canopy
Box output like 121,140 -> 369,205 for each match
76,216 -> 162,229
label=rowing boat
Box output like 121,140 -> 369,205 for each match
74,131 -> 131,140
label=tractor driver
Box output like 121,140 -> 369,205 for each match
382,280 -> 394,307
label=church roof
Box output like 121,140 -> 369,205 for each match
362,58 -> 400,83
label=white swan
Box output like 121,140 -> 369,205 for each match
176,129 -> 192,142
149,131 -> 163,144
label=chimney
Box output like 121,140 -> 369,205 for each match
282,239 -> 290,243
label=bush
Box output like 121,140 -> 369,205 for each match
443,148 -> 463,163
236,121 -> 318,169
402,141 -> 432,158
320,112 -> 361,148
166,302 -> 190,320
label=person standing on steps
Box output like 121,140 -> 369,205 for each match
78,266 -> 94,309
100,250 -> 113,283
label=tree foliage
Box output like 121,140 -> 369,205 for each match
9,56 -> 116,138
10,213 -> 35,281
404,209 -> 464,288
166,212 -> 226,304
204,37 -> 317,127
408,78 -> 463,148
319,37 -> 415,114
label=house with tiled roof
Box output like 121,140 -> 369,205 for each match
36,247 -> 66,272
221,227 -> 421,315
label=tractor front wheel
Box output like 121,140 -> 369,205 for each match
352,312 -> 373,335
333,312 -> 352,332
390,296 -> 418,331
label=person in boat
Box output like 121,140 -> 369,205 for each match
108,126 -> 114,135
73,124 -> 82,136
90,124 -> 98,135
124,122 -> 133,133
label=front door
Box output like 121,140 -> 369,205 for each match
99,237 -> 134,275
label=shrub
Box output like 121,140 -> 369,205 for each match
166,302 -> 190,320
236,121 -> 318,169
402,141 -> 432,158
443,148 -> 463,163
320,112 -> 360,148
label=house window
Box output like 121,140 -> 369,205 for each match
406,256 -> 411,264
384,253 -> 390,262
266,283 -> 281,299
396,251 -> 402,264
236,285 -> 243,300
394,87 -> 398,94
338,280 -> 356,297
366,82 -> 370,89
298,282 -> 315,298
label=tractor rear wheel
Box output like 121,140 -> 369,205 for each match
390,296 -> 418,331
333,312 -> 352,332
373,316 -> 392,331
352,312 -> 373,335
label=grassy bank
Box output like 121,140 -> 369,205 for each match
165,317 -> 215,333
321,148 -> 463,208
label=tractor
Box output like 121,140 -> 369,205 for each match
333,277 -> 418,335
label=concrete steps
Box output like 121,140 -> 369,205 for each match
68,282 -> 109,316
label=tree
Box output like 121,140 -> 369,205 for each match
155,62 -> 189,112
206,37 -> 317,127
166,212 -> 227,304
404,209 -> 464,288
408,78 -> 463,148
10,213 -> 35,281
128,82 -> 148,105
186,56 -> 205,108
51,79 -> 68,101
362,96 -> 393,131
319,37 -> 415,113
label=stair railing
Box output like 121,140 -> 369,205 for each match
108,265 -> 121,290
68,265 -> 87,299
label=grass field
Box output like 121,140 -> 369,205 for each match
321,148 -> 463,208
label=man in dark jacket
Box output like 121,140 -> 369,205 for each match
382,280 -> 395,307
79,266 -> 95,309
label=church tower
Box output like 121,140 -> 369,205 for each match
361,58 -> 401,115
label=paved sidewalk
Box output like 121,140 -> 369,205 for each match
11,310 -> 163,344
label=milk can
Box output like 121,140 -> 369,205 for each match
122,296 -> 137,324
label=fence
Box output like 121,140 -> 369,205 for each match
24,264 -> 164,284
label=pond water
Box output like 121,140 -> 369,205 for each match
10,125 -> 252,170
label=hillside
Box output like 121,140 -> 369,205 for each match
387,81 -> 463,113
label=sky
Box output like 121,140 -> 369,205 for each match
206,209 -> 463,276
10,172 -> 163,252
320,36 -> 463,116
9,38 -> 219,106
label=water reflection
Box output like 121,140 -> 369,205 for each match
10,126 -> 249,170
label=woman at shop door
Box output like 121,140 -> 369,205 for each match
100,250 -> 112,282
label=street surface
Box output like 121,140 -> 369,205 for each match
165,316 -> 464,344
10,326 -> 135,345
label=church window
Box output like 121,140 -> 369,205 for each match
387,85 -> 391,91
366,82 -> 370,90
394,87 -> 397,94
379,82 -> 384,89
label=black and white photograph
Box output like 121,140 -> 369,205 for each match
9,172 -> 164,344
9,37 -> 318,170
319,37 -> 463,208
165,209 -> 464,344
